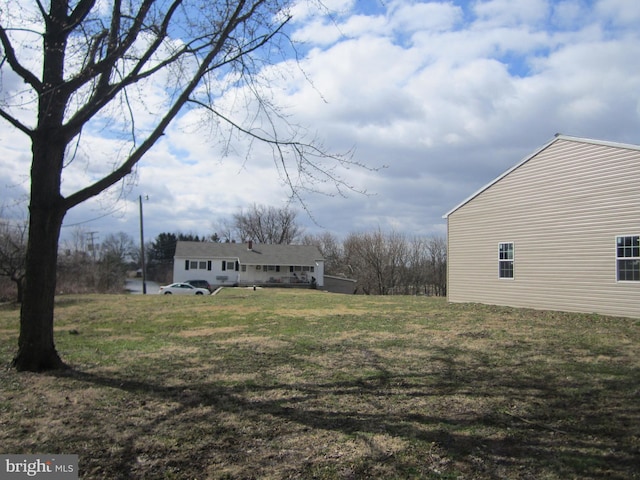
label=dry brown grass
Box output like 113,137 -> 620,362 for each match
1,290 -> 639,479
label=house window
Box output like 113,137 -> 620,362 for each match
186,260 -> 211,270
499,242 -> 514,279
616,235 -> 640,281
222,260 -> 235,271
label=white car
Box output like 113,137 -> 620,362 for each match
159,283 -> 210,295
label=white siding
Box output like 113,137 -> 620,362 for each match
173,257 -> 238,285
447,138 -> 640,318
173,256 -> 325,287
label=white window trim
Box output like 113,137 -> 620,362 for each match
615,234 -> 640,282
498,241 -> 515,280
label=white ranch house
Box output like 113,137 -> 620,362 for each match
173,241 -> 324,288
444,134 -> 640,319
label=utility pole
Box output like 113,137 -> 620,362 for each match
87,231 -> 98,261
139,195 -> 147,294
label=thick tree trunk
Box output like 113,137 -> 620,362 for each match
13,205 -> 67,371
12,138 -> 68,371
12,2 -> 71,371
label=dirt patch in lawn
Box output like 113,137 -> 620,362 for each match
175,325 -> 247,337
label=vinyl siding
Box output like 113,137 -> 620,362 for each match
173,242 -> 325,287
447,138 -> 640,318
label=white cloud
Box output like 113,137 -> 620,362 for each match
389,1 -> 464,34
290,0 -> 356,22
595,0 -> 640,26
472,0 -> 550,27
2,0 -> 640,244
550,1 -> 590,29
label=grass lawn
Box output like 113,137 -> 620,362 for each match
1,289 -> 639,479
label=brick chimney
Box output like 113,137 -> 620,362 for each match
248,240 -> 253,250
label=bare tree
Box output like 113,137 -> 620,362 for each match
302,231 -> 343,275
342,230 -> 446,296
232,203 -> 303,244
216,219 -> 236,244
344,229 -> 405,295
57,226 -> 94,294
0,218 -> 27,303
427,235 -> 447,296
404,236 -> 429,295
98,232 -> 135,291
343,232 -> 372,294
61,226 -> 90,258
1,0 -> 359,371
100,232 -> 135,264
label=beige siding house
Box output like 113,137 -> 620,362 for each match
444,134 -> 640,318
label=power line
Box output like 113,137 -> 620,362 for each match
62,204 -> 128,228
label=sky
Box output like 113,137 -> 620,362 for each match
2,0 -> 640,249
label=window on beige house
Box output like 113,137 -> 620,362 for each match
499,242 -> 514,279
617,235 -> 640,281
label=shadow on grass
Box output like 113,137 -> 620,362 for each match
49,342 -> 640,480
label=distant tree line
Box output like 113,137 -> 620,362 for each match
0,203 -> 446,301
57,230 -> 137,294
302,229 -> 446,296
0,223 -> 138,301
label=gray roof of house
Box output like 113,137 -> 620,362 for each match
174,241 -> 323,265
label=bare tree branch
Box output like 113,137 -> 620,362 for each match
0,106 -> 32,136
0,25 -> 42,91
67,0 -> 98,31
63,0 -> 278,209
